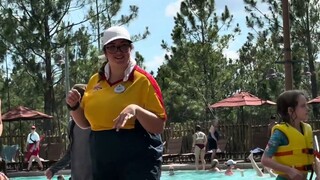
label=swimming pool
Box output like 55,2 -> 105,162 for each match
9,169 -> 314,180
161,169 -> 314,180
161,169 -> 273,180
11,175 -> 71,180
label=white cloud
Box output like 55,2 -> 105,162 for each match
145,53 -> 167,74
165,0 -> 182,17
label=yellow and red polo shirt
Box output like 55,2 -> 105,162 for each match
81,65 -> 167,131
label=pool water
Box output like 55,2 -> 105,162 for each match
9,169 -> 314,180
161,169 -> 271,180
11,175 -> 71,180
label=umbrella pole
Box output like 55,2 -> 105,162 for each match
9,122 -> 11,145
20,120 -> 22,154
241,107 -> 244,124
241,107 -> 245,157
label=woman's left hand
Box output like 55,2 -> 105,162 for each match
113,104 -> 138,131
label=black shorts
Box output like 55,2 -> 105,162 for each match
90,124 -> 163,180
208,137 -> 218,150
207,132 -> 219,150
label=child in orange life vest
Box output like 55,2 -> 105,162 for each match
261,90 -> 317,180
192,125 -> 207,170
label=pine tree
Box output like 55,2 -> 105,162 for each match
157,0 -> 240,122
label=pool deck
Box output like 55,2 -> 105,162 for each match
7,161 -> 262,178
7,169 -> 70,178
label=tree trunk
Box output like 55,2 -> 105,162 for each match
305,6 -> 319,118
43,14 -> 54,133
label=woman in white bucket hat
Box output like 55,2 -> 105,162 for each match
66,26 -> 166,180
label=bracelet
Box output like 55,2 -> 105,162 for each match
67,102 -> 80,111
314,150 -> 320,159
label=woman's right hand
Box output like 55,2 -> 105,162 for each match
45,168 -> 53,179
66,89 -> 81,107
28,145 -> 33,152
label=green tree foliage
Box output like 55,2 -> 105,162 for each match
157,0 -> 241,123
86,0 -> 150,52
0,0 -> 148,136
243,0 -> 320,117
0,0 -> 86,132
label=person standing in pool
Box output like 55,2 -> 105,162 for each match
261,90 -> 317,180
248,152 -> 276,177
192,125 -> 207,170
224,159 -> 244,177
208,159 -> 220,172
168,166 -> 175,176
224,159 -> 237,176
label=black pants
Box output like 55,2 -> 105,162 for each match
0,140 -> 6,175
90,129 -> 162,180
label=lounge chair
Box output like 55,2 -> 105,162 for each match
22,142 -> 64,170
27,142 -> 64,169
162,137 -> 182,164
22,143 -> 49,170
179,136 -> 195,163
0,144 -> 21,171
216,139 -> 228,159
46,143 -> 64,166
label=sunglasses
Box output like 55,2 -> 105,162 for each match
105,44 -> 131,54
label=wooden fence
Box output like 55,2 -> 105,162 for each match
0,134 -> 67,156
2,120 -> 320,161
161,120 -> 320,160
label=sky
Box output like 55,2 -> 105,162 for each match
2,0 -> 254,77
118,0 -> 251,74
73,0 -> 320,75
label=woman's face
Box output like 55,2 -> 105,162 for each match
104,39 -> 132,66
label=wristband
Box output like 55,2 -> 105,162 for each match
67,102 -> 80,111
314,150 -> 320,159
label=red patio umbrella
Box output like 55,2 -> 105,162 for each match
2,106 -> 53,121
209,91 -> 276,154
210,92 -> 276,108
210,91 -> 276,124
1,106 -> 53,151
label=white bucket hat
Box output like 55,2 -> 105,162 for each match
102,26 -> 132,47
226,159 -> 237,166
